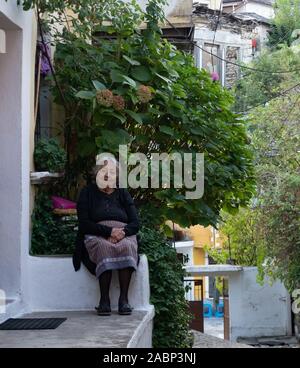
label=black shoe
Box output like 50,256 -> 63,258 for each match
118,302 -> 133,315
95,302 -> 111,316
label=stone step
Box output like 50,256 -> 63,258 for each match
0,308 -> 154,348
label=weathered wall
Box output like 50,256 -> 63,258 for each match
238,3 -> 275,19
137,0 -> 193,17
229,267 -> 292,340
225,46 -> 240,88
193,6 -> 270,86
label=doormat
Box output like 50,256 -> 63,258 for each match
0,318 -> 67,330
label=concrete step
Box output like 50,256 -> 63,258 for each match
0,308 -> 154,348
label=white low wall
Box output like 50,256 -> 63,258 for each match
127,306 -> 154,348
27,254 -> 151,312
229,267 -> 292,341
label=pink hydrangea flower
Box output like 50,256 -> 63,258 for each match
137,85 -> 153,103
211,71 -> 220,82
96,89 -> 114,107
112,95 -> 125,111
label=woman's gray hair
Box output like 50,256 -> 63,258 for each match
92,155 -> 119,177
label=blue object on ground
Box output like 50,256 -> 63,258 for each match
215,302 -> 224,318
203,303 -> 213,318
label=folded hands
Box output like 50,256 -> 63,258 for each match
108,227 -> 125,244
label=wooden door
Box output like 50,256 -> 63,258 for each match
224,297 -> 230,340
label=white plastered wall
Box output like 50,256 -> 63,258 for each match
229,267 -> 292,341
0,1 -> 36,321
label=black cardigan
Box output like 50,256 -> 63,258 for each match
72,184 -> 139,274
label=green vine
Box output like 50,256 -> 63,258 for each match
139,212 -> 194,348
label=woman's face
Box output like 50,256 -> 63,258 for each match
96,160 -> 118,189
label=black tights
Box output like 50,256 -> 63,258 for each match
99,267 -> 134,305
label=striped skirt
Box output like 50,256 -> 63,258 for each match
84,220 -> 138,278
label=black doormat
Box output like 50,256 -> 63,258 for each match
0,318 -> 66,330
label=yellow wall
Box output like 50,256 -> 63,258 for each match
188,225 -> 225,249
193,247 -> 205,265
188,225 -> 212,248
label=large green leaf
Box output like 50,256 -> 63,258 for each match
123,55 -> 140,66
125,110 -> 143,124
75,90 -> 95,99
190,126 -> 204,136
155,73 -> 172,84
110,112 -> 126,124
92,80 -> 106,90
110,70 -> 136,88
123,76 -> 137,88
110,69 -> 124,83
159,125 -> 175,136
95,129 -> 132,150
131,66 -> 152,82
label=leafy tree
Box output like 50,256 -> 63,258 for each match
233,46 -> 300,112
249,94 -> 300,291
42,0 -> 254,229
267,0 -> 300,49
215,33 -> 300,290
214,93 -> 300,292
13,0 -> 255,229
205,208 -> 265,266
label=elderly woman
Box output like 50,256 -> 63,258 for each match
72,157 -> 139,316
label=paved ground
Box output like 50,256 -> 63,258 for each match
0,310 -> 147,348
237,336 -> 300,348
199,319 -> 299,348
204,317 -> 224,339
192,330 -> 251,348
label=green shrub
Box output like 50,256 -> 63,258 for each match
23,0 -> 255,226
139,211 -> 194,348
34,138 -> 67,173
31,190 -> 77,255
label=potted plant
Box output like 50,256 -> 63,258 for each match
34,138 -> 67,173
31,138 -> 67,184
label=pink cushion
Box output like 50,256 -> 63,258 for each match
51,196 -> 76,209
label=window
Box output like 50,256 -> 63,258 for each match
202,43 -> 222,79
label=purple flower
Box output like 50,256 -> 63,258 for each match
37,41 -> 51,77
211,71 -> 219,82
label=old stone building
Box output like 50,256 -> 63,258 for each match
193,3 -> 272,88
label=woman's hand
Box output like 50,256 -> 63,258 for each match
107,236 -> 118,244
110,227 -> 125,243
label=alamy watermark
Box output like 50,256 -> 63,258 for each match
95,145 -> 204,199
